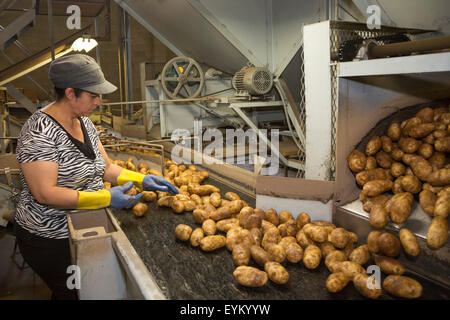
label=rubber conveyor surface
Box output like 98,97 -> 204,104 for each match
111,178 -> 449,300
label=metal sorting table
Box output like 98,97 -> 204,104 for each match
112,177 -> 449,300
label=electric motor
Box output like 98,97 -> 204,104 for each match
232,66 -> 273,95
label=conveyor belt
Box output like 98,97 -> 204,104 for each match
111,177 -> 449,300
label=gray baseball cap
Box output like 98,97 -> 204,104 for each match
49,54 -> 117,94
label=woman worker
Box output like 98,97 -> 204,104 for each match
14,54 -> 178,300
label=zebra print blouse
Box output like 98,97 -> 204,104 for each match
15,109 -> 106,239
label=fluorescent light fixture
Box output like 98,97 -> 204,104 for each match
71,35 -> 98,53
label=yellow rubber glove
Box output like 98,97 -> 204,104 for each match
117,169 -> 144,188
76,189 -> 111,209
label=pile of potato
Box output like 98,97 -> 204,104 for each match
151,161 -> 423,299
348,105 -> 449,250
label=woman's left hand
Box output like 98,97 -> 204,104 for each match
142,175 -> 179,195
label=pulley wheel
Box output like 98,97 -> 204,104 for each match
161,57 -> 205,99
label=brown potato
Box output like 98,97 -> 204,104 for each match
435,136 -> 450,152
261,228 -> 281,249
175,224 -> 193,241
417,143 -> 434,159
277,220 -> 297,237
302,223 -> 328,243
427,168 -> 450,186
390,162 -> 406,178
385,192 -> 413,224
171,200 -> 185,214
369,204 -> 389,229
279,211 -> 293,224
296,212 -> 311,230
377,233 -> 401,257
353,273 -> 382,300
362,179 -> 393,197
225,192 -> 240,201
202,219 -> 216,236
375,150 -> 393,169
399,228 -> 420,257
243,214 -> 263,230
209,192 -> 222,207
388,122 -> 402,141
416,107 -> 434,123
366,136 -> 382,156
296,229 -> 315,248
348,150 -> 367,173
349,244 -> 371,265
200,235 -> 226,252
132,202 -> 148,217
391,148 -> 404,161
426,216 -> 448,250
401,117 -> 423,136
374,255 -> 405,275
250,245 -> 271,267
302,245 -> 322,270
190,228 -> 204,247
408,123 -> 436,139
402,154 -> 433,181
264,262 -> 289,285
334,261 -> 365,281
383,275 -> 423,299
428,152 -> 446,171
355,168 -> 387,187
363,194 -> 389,213
434,190 -> 450,218
264,208 -> 279,226
141,191 -> 157,202
261,220 -> 277,234
284,242 -> 303,263
216,218 -> 239,232
365,156 -> 378,170
232,244 -> 251,266
249,227 -> 262,246
193,208 -> 210,224
265,243 -> 286,263
319,242 -> 336,259
326,272 -> 350,293
401,175 -> 422,194
419,190 -> 437,216
380,135 -> 393,153
398,137 -> 421,154
125,186 -> 138,196
367,231 -> 382,254
392,176 -> 404,194
328,228 -> 350,249
233,266 -> 268,288
325,250 -> 347,273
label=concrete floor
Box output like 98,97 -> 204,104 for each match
0,227 -> 51,300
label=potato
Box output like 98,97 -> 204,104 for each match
428,152 -> 446,171
303,223 -> 328,243
265,243 -> 286,263
427,168 -> 450,186
367,231 -> 381,254
250,227 -> 262,245
374,255 -> 405,275
225,192 -> 240,201
232,244 -> 251,266
391,148 -> 404,161
349,244 -> 371,265
104,181 -> 111,189
157,196 -> 173,207
353,273 -> 382,299
171,200 -> 185,214
402,154 -> 433,181
209,206 -> 232,221
377,233 -> 401,257
279,211 -> 293,224
419,190 -> 436,217
348,150 -> 367,173
399,229 -> 420,257
249,246 -> 270,267
408,123 -> 436,139
296,229 -> 315,248
188,184 -> 220,196
365,156 -> 378,169
243,214 -> 263,230
334,261 -> 365,281
416,107 -> 434,123
175,224 -> 193,241
193,208 -> 210,224
417,143 -> 434,159
216,218 -> 239,232
385,192 -> 413,224
253,208 -> 266,220
284,242 -> 303,263
366,136 -> 382,156
435,136 -> 450,152
311,221 -> 336,235
398,137 -> 421,154
383,275 -> 423,299
319,242 -> 336,259
434,190 -> 450,218
261,228 -> 281,249
325,250 -> 347,273
422,183 -> 443,194
233,266 -> 268,288
202,219 -> 216,236
264,261 -> 289,285
355,168 -> 387,187
200,235 -> 226,252
132,202 -> 148,217
302,245 -> 322,270
326,272 -> 350,293
387,122 -> 401,141
261,220 -> 277,234
401,175 -> 422,194
296,212 -> 311,230
392,176 -> 404,194
427,216 -> 448,250
401,117 -> 423,136
390,162 -> 406,178
362,179 -> 393,196
209,192 -> 222,207
369,204 -> 389,229
190,228 -> 204,247
328,228 -> 350,249
190,194 -> 202,206
264,208 -> 279,226
375,151 -> 392,169
362,194 -> 389,213
277,220 -> 298,237
125,186 -> 138,196
141,191 -> 157,202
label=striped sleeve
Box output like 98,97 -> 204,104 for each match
16,129 -> 58,163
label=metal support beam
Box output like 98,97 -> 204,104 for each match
4,83 -> 37,114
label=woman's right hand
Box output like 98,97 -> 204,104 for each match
108,181 -> 142,209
